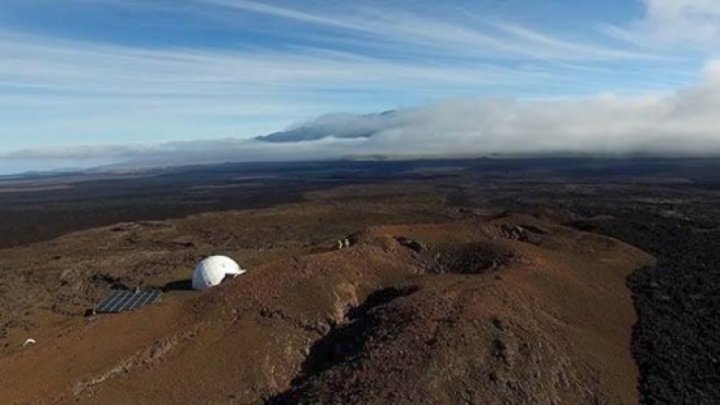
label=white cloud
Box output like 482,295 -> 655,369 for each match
5,60 -> 720,168
604,0 -> 720,51
704,59 -> 720,82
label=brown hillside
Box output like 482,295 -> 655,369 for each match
0,208 -> 652,403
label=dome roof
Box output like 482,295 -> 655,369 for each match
192,256 -> 245,291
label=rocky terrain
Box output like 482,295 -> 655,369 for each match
0,204 -> 651,403
1,157 -> 719,403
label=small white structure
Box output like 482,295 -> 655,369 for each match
23,338 -> 36,347
192,256 -> 245,291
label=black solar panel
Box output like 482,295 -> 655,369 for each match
95,290 -> 161,313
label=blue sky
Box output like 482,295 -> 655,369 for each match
1,0 -> 720,173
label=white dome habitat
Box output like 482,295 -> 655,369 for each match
192,255 -> 246,291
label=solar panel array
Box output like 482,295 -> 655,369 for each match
95,290 -> 161,313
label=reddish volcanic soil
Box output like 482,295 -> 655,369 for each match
0,190 -> 653,404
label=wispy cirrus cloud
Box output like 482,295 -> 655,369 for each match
71,0 -> 663,62
198,0 -> 658,61
0,31 -> 553,95
0,29 -> 561,147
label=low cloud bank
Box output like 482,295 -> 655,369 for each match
251,61 -> 720,157
4,61 -> 720,170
